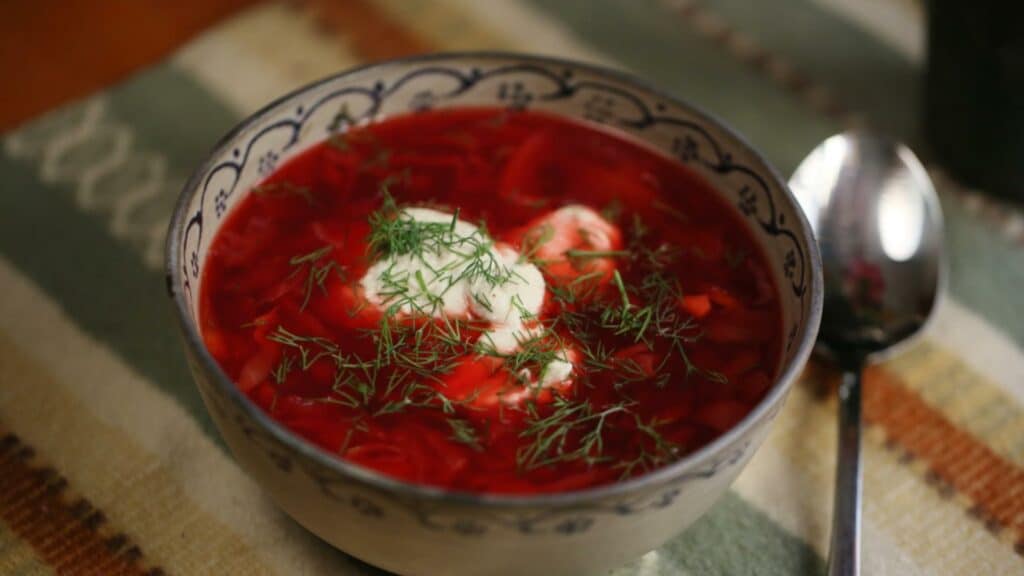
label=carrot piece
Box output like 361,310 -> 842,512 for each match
679,294 -> 712,318
438,356 -> 508,409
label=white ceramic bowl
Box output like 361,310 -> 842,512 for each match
167,52 -> 822,576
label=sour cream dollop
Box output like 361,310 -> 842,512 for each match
359,207 -> 568,385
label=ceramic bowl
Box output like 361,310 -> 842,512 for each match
166,52 -> 822,576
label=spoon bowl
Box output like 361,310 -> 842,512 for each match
790,132 -> 944,363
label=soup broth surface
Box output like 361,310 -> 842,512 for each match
201,108 -> 782,494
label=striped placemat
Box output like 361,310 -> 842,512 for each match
0,1 -> 1021,574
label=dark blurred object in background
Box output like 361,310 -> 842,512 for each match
925,1 -> 1024,202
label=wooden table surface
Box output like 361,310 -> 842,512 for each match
0,0 -> 262,132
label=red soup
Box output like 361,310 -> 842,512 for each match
201,108 -> 782,494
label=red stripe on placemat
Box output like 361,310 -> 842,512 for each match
802,359 -> 1024,553
863,366 -> 1024,545
0,432 -> 165,576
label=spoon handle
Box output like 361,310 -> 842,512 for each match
827,369 -> 863,576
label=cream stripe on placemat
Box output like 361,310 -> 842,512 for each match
175,3 -> 360,116
735,373 -> 1024,575
0,255 -> 358,575
926,298 -> 1024,404
885,340 -> 1024,467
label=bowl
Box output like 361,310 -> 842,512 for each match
166,52 -> 822,576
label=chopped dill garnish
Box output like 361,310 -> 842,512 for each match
502,328 -> 566,375
240,317 -> 268,329
447,418 -> 483,451
290,245 -> 333,266
271,354 -> 295,385
565,249 -> 630,260
288,245 -> 347,311
516,397 -> 633,470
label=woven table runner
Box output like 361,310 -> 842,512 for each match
1,1 -> 1021,574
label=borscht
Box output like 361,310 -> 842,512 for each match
200,108 -> 782,494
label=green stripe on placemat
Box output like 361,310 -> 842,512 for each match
941,195 -> 1024,345
0,65 -> 239,443
0,155 -> 208,435
107,67 -> 243,175
612,493 -> 825,576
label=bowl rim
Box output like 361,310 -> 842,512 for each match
166,50 -> 823,509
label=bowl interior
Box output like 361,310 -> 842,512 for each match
169,52 -> 820,492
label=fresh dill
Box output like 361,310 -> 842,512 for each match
447,418 -> 483,451
288,245 -> 346,311
516,397 -> 634,470
271,354 -> 295,385
565,249 -> 630,260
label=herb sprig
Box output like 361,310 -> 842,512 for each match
287,245 -> 347,311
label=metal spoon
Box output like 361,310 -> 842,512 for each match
788,132 -> 944,576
